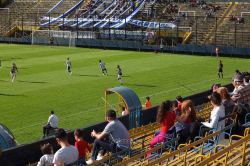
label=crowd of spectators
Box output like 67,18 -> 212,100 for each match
36,109 -> 130,166
145,68 -> 250,157
230,14 -> 244,24
73,0 -> 143,20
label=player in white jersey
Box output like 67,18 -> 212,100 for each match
116,65 -> 122,85
65,58 -> 72,75
10,63 -> 19,82
99,60 -> 108,75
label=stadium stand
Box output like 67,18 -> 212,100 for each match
7,82 -> 250,166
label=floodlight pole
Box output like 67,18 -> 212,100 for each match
63,13 -> 64,31
141,14 -> 143,43
49,12 -> 50,35
125,16 -> 126,40
108,15 -> 110,40
215,17 -> 217,46
195,17 -> 197,45
22,13 -> 24,36
158,17 -> 160,45
77,15 -> 78,39
234,22 -> 236,47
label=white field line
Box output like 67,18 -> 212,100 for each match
12,78 -> 218,132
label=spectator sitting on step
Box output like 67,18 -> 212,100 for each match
181,100 -> 197,123
176,96 -> 183,112
212,5 -> 215,12
149,9 -> 153,17
244,77 -> 250,87
168,15 -> 173,21
41,110 -> 58,139
204,12 -> 207,20
86,110 -> 130,164
173,15 -> 176,20
236,16 -> 240,24
173,101 -> 181,116
37,143 -> 54,166
202,3 -> 206,9
215,4 -> 219,10
235,69 -> 242,75
186,92 -> 225,143
239,17 -> 244,24
231,75 -> 250,104
74,129 -> 91,166
196,0 -> 200,5
172,6 -> 176,13
215,87 -> 235,116
146,100 -> 191,157
207,11 -> 211,18
190,1 -> 194,7
179,6 -> 183,11
167,7 -> 171,14
154,9 -> 157,19
53,129 -> 79,166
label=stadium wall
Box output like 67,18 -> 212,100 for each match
1,37 -> 250,57
2,83 -> 234,166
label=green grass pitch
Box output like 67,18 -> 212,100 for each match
0,44 -> 249,144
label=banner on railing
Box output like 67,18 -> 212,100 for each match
40,17 -> 176,28
98,30 -> 155,40
52,31 -> 95,39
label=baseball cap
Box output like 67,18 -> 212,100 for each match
232,75 -> 243,82
55,129 -> 66,139
105,110 -> 116,117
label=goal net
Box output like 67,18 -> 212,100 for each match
31,30 -> 75,48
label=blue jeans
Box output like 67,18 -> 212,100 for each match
77,158 -> 87,166
155,130 -> 161,136
43,124 -> 52,135
91,135 -> 122,159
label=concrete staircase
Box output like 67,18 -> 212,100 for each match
181,2 -> 228,45
200,2 -> 237,45
207,2 -> 250,47
0,0 -> 82,37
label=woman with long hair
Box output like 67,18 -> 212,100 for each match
215,87 -> 234,116
181,100 -> 197,123
186,92 -> 225,143
147,100 -> 191,157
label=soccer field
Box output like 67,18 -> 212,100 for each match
0,44 -> 249,144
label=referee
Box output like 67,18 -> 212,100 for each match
217,60 -> 223,78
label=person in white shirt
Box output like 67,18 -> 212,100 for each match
41,110 -> 58,139
122,107 -> 128,115
37,143 -> 54,166
53,129 -> 79,166
99,60 -> 108,75
186,92 -> 225,143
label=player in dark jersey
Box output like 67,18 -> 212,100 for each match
50,36 -> 54,48
0,60 -> 2,68
10,63 -> 19,82
116,65 -> 122,85
217,60 -> 223,78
